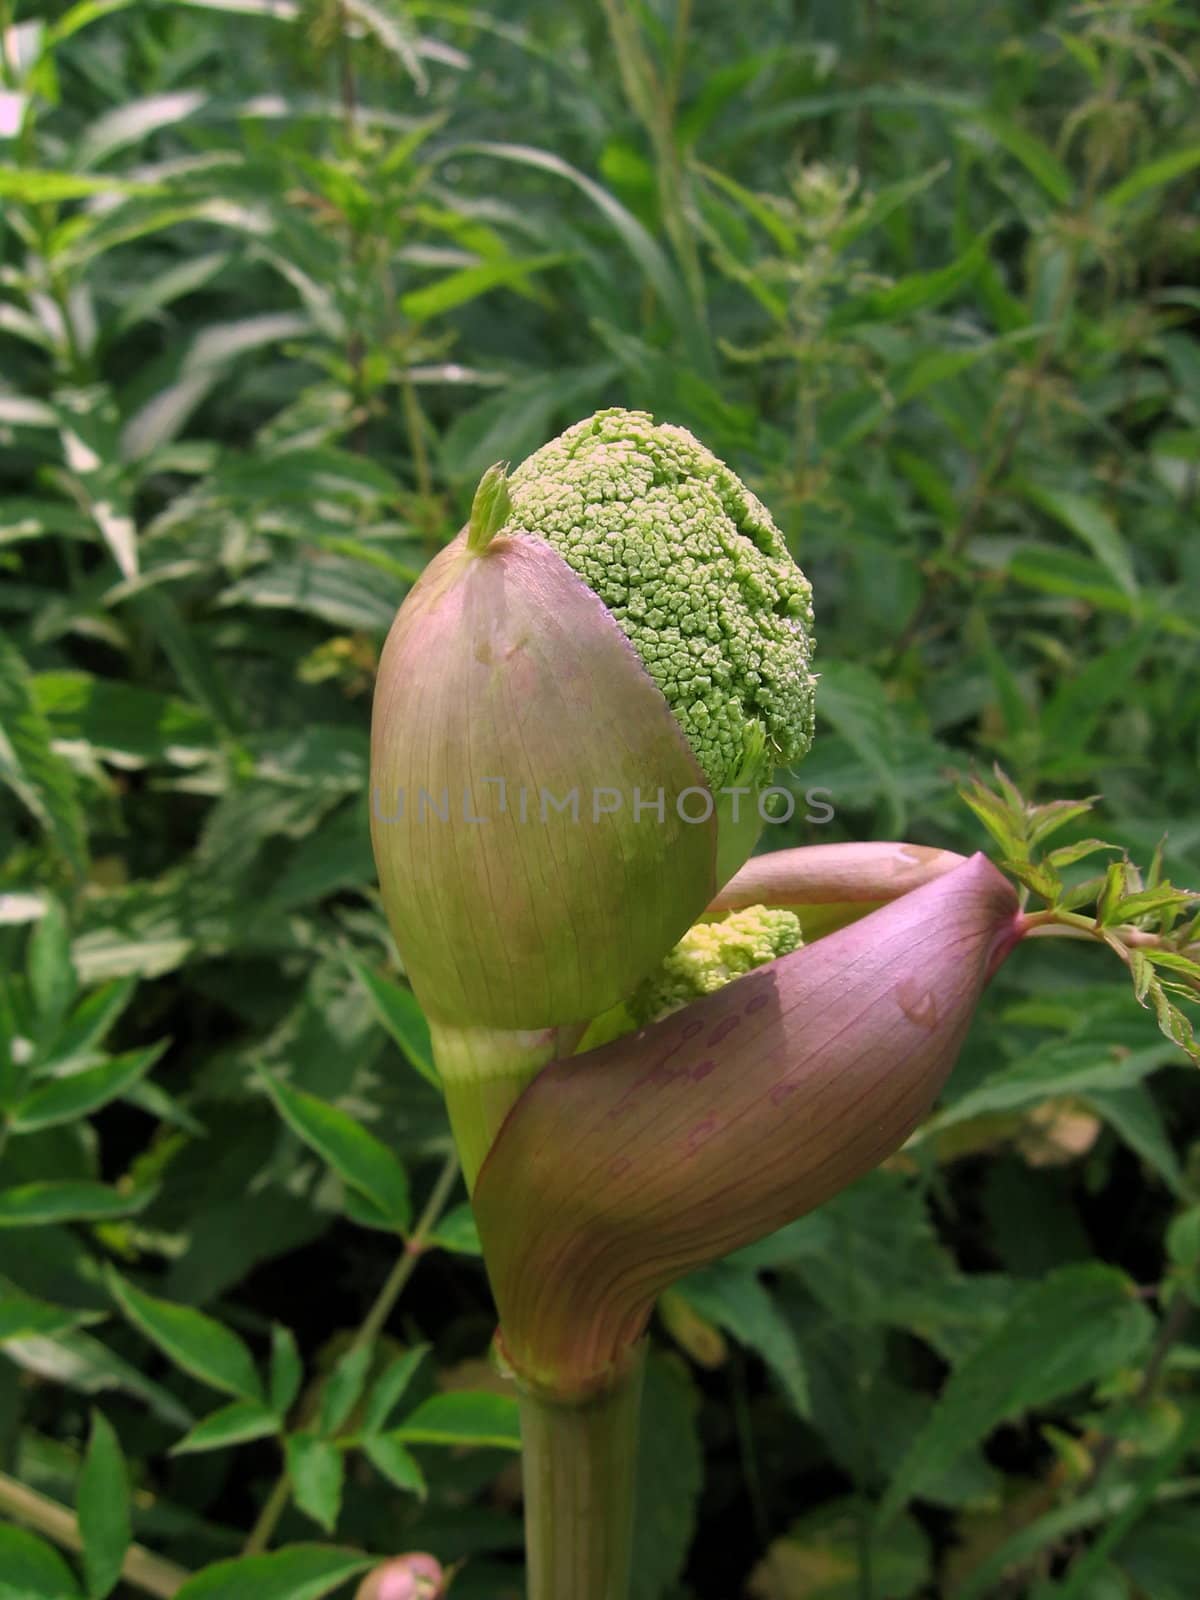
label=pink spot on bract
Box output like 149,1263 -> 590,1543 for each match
707,1013 -> 742,1046
896,981 -> 939,1030
685,1116 -> 719,1152
680,1019 -> 704,1040
770,1080 -> 798,1106
691,1058 -> 716,1082
609,1154 -> 632,1177
745,991 -> 769,1014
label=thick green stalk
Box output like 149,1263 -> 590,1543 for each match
428,1020 -> 582,1190
518,1345 -> 646,1600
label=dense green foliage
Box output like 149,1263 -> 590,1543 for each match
1,2 -> 1199,1596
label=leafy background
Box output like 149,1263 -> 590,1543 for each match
2,1 -> 1199,1596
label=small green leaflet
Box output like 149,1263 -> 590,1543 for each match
285,1435 -> 343,1534
394,1390 -> 520,1450
107,1270 -> 264,1404
170,1400 -> 280,1456
0,1182 -> 154,1228
256,1067 -> 411,1232
172,1546 -> 373,1600
348,959 -> 438,1087
78,1411 -> 131,1599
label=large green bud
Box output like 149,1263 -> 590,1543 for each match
370,409 -> 816,1037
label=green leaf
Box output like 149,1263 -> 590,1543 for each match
630,1354 -> 703,1600
0,165 -> 158,199
449,141 -> 704,351
269,1324 -> 303,1418
285,1433 -> 344,1534
401,251 -> 567,322
1083,1085 -> 1184,1194
0,1182 -> 154,1228
969,112 -> 1074,204
78,1410 -> 131,1599
348,960 -> 438,1088
0,1283 -> 102,1342
40,979 -> 138,1071
676,1262 -> 809,1416
361,1433 -> 427,1499
0,633 -> 87,878
107,1271 -> 263,1403
28,899 -> 77,1039
257,1070 -> 411,1233
170,1399 -> 281,1456
12,1044 -> 166,1132
31,673 -> 219,768
173,1546 -> 373,1600
395,1390 -> 520,1450
0,1524 -> 83,1596
318,1342 -> 373,1436
880,1264 -> 1153,1522
830,240 -> 984,327
1021,485 -> 1139,600
427,1203 -> 481,1257
363,1346 -> 428,1433
1103,145 -> 1200,211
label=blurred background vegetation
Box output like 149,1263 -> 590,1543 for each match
1,1 -> 1199,1596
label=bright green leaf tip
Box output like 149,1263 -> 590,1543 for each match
467,460 -> 512,552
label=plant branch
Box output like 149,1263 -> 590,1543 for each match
0,1471 -> 190,1598
242,1151 -> 461,1554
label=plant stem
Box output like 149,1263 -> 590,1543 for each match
518,1345 -> 646,1600
242,1150 -> 461,1554
0,1471 -> 190,1598
428,1022 -> 580,1191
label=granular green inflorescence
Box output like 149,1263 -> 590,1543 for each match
506,408 -> 816,791
631,904 -> 803,1025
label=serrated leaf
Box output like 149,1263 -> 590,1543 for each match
361,1434 -> 427,1499
363,1346 -> 428,1433
107,1271 -> 263,1402
1111,886 -> 1198,925
1000,857 -> 1061,902
257,1070 -> 411,1232
78,1410 -> 131,1599
395,1390 -> 520,1450
0,1182 -> 154,1228
171,1399 -> 280,1455
880,1264 -> 1153,1521
1022,485 -> 1138,600
285,1433 -> 344,1534
318,1342 -> 372,1436
12,1043 -> 166,1131
1026,800 -> 1098,848
957,781 -> 1026,858
348,960 -> 438,1087
1045,839 -> 1121,870
173,1546 -> 372,1600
